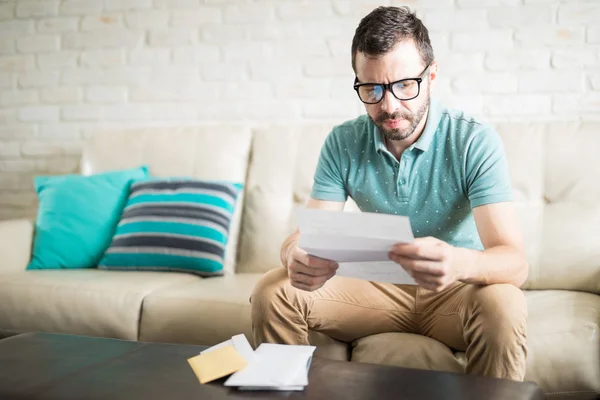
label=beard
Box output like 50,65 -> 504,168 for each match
370,90 -> 430,141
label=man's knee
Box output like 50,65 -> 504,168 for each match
250,267 -> 289,312
470,284 -> 527,341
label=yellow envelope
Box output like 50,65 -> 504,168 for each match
187,344 -> 248,384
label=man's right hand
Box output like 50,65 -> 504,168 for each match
286,244 -> 338,292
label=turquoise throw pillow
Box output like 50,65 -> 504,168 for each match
27,166 -> 149,270
98,178 -> 243,277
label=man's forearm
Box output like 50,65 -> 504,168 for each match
280,230 -> 300,268
454,245 -> 529,287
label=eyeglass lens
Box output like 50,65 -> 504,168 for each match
357,79 -> 420,103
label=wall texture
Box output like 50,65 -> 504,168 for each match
0,0 -> 599,219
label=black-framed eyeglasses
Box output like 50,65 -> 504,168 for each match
353,64 -> 431,104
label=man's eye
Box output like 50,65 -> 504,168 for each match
369,86 -> 382,99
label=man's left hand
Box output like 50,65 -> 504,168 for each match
388,236 -> 465,292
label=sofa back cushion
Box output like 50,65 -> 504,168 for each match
537,122 -> 600,293
236,124 -> 359,274
236,121 -> 600,294
81,127 -> 252,275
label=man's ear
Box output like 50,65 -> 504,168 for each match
428,61 -> 439,92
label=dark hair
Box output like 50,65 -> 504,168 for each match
351,6 -> 434,72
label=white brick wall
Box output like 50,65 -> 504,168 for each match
16,1 -> 60,19
0,0 -> 599,219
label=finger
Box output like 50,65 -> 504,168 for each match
290,266 -> 337,290
389,244 -> 444,261
412,272 -> 445,285
289,278 -> 323,292
388,255 -> 445,277
390,241 -> 445,261
412,276 -> 443,292
412,273 -> 449,292
290,280 -> 312,291
295,251 -> 338,270
289,270 -> 328,287
289,260 -> 337,277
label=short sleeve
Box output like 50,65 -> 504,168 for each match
310,131 -> 348,202
465,127 -> 513,208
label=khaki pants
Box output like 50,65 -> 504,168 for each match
250,267 -> 528,381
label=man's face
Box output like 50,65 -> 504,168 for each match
355,39 -> 437,141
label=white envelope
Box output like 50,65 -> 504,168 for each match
224,343 -> 316,391
200,333 -> 256,365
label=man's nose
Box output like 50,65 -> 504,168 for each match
380,89 -> 400,115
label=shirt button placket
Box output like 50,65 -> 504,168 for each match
398,156 -> 409,200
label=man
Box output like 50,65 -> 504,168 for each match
250,6 -> 528,381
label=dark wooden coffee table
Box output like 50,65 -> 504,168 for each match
0,333 -> 544,399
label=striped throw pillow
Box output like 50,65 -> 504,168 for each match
98,178 -> 243,276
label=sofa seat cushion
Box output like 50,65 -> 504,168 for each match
139,273 -> 263,346
349,290 -> 600,399
308,330 -> 349,361
524,290 -> 599,398
351,332 -> 466,373
0,270 -> 200,340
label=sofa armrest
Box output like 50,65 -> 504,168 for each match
0,219 -> 33,273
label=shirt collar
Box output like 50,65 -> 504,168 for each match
372,97 -> 444,154
373,119 -> 387,153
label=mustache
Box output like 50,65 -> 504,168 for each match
376,111 -> 413,123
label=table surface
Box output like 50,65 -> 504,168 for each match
0,333 -> 545,400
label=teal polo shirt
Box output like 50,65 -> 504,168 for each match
310,98 -> 513,251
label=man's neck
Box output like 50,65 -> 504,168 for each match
385,107 -> 429,160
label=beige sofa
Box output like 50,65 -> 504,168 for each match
0,121 -> 598,399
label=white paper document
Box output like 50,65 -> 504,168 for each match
224,343 -> 316,391
296,208 -> 417,285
